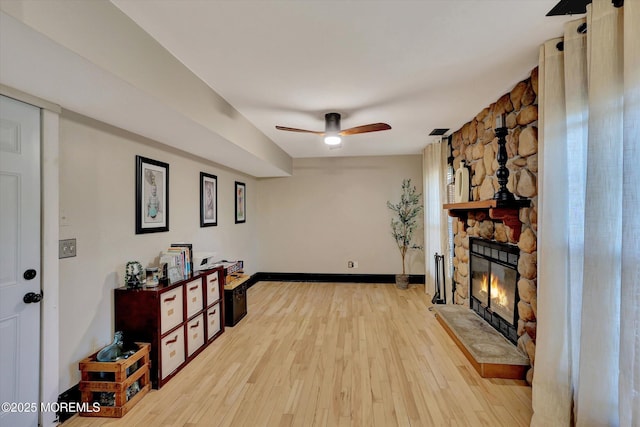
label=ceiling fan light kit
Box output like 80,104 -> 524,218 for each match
323,112 -> 342,145
275,112 -> 391,147
324,135 -> 342,145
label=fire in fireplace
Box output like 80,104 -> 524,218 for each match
469,238 -> 519,344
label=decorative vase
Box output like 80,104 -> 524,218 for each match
454,161 -> 470,203
395,274 -> 409,290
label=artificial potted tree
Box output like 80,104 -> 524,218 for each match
387,179 -> 423,289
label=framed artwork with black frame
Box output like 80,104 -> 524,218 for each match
235,181 -> 246,224
200,172 -> 218,227
135,155 -> 169,234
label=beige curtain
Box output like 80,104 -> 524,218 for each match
533,1 -> 640,425
620,0 -> 640,423
422,140 -> 449,297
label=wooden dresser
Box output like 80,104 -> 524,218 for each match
115,267 -> 225,388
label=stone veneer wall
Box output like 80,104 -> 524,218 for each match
450,67 -> 539,384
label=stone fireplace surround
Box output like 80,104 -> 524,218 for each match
447,67 -> 539,384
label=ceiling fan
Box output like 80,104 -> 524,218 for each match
275,112 -> 391,146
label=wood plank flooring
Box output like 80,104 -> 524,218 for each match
63,282 -> 532,426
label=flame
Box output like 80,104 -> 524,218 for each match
480,273 -> 489,294
477,273 -> 511,310
490,274 -> 510,308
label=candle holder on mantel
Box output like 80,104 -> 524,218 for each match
493,114 -> 515,201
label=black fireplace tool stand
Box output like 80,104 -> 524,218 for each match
432,253 -> 447,305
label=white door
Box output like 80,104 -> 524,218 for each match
0,95 -> 41,427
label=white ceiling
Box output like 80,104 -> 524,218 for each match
111,0 -> 574,159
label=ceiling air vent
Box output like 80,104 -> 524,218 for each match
429,128 -> 449,136
547,0 -> 591,16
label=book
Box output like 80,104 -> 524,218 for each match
171,243 -> 193,277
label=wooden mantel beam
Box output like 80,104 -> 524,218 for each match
443,200 -> 531,241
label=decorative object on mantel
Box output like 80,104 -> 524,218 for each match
125,261 -> 144,289
387,179 -> 423,290
454,160 -> 470,203
493,113 -> 516,201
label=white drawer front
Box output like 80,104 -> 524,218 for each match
207,303 -> 221,340
186,314 -> 205,356
160,329 -> 185,379
185,279 -> 203,319
206,272 -> 220,305
160,287 -> 183,335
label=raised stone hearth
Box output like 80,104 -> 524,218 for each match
433,305 -> 529,379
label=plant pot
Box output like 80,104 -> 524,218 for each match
395,274 -> 409,290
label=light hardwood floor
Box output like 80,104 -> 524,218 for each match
64,281 -> 532,426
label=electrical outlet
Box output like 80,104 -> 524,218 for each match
348,261 -> 354,268
59,238 -> 77,259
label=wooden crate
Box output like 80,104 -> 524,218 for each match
78,342 -> 151,417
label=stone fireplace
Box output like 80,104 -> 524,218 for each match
445,67 -> 539,384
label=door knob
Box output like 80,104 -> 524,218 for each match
23,292 -> 43,304
23,269 -> 37,280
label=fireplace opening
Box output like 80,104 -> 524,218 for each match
469,237 -> 520,344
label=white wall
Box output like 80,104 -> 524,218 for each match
58,111 -> 257,390
256,156 -> 425,275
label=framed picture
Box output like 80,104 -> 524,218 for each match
135,155 -> 169,234
200,172 -> 218,227
235,181 -> 246,224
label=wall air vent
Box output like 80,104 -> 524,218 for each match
546,0 -> 591,16
429,128 -> 449,136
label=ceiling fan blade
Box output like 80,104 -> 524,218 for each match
339,123 -> 391,136
275,125 -> 324,135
